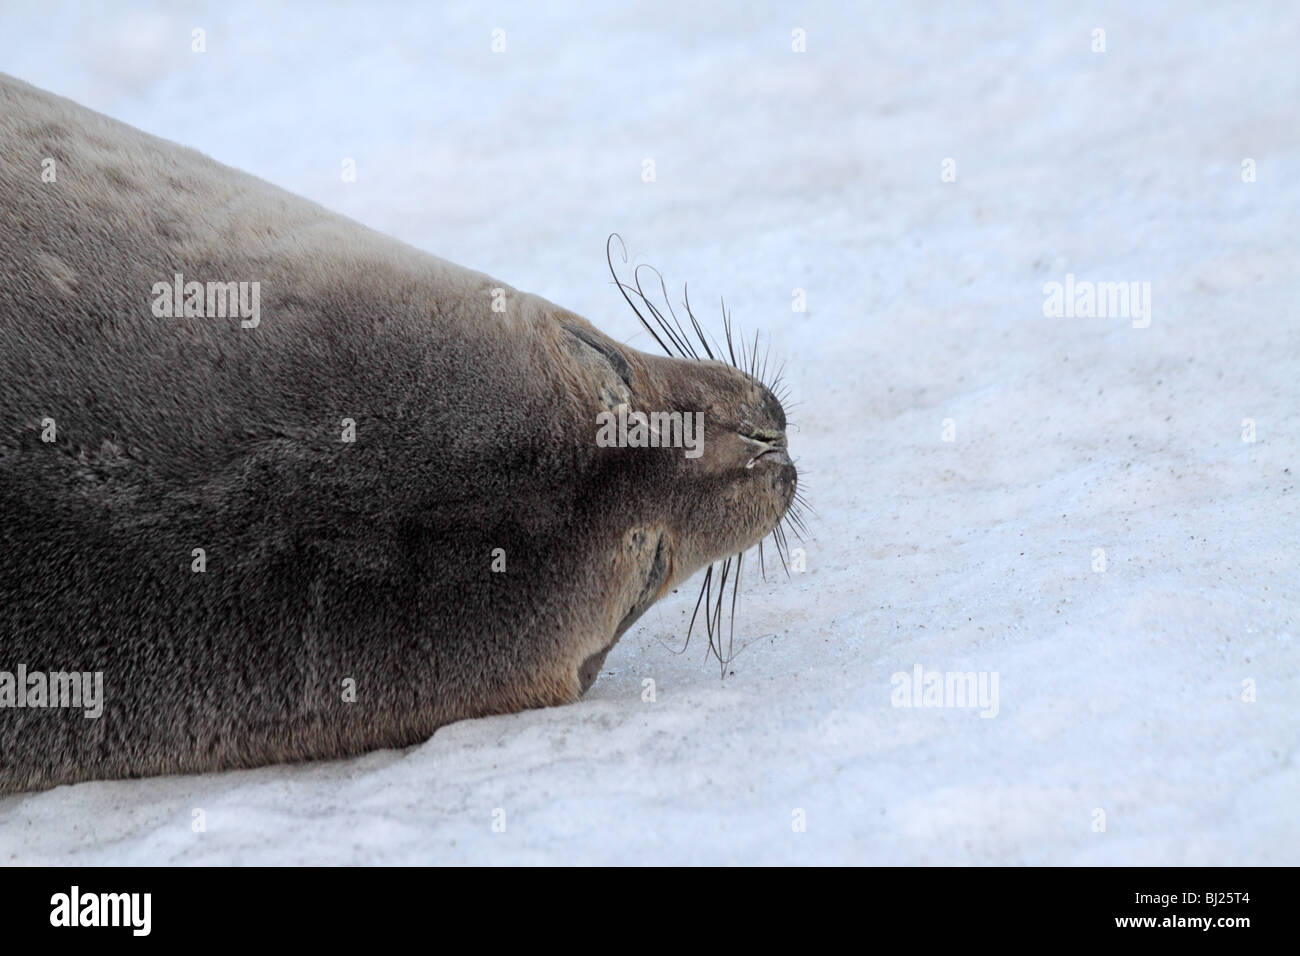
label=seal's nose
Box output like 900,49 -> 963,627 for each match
741,433 -> 788,469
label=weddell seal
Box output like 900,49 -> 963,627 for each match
0,73 -> 804,792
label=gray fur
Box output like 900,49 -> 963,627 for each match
0,74 -> 795,792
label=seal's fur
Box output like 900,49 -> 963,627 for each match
0,74 -> 796,792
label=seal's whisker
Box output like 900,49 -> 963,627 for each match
657,638 -> 687,656
721,297 -> 740,369
772,524 -> 791,575
710,555 -> 730,666
712,558 -> 729,667
635,264 -> 698,359
778,521 -> 795,566
680,285 -> 719,363
767,361 -> 791,403
678,551 -> 749,677
685,563 -> 714,656
607,236 -> 706,362
645,265 -> 688,338
607,235 -> 680,359
629,275 -> 694,359
793,489 -> 815,513
725,551 -> 743,677
788,507 -> 811,537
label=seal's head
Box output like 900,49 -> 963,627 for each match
627,351 -> 797,581
551,239 -> 806,685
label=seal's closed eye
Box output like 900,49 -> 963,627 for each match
561,323 -> 634,390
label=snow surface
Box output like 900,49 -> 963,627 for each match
1,0 -> 1297,865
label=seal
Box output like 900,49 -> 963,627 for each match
0,73 -> 800,792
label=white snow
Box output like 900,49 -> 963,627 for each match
1,0 -> 1297,865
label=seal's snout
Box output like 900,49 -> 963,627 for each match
735,383 -> 796,490
744,429 -> 797,518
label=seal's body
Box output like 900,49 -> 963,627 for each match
0,74 -> 795,792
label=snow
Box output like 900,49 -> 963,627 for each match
1,0 -> 1296,864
